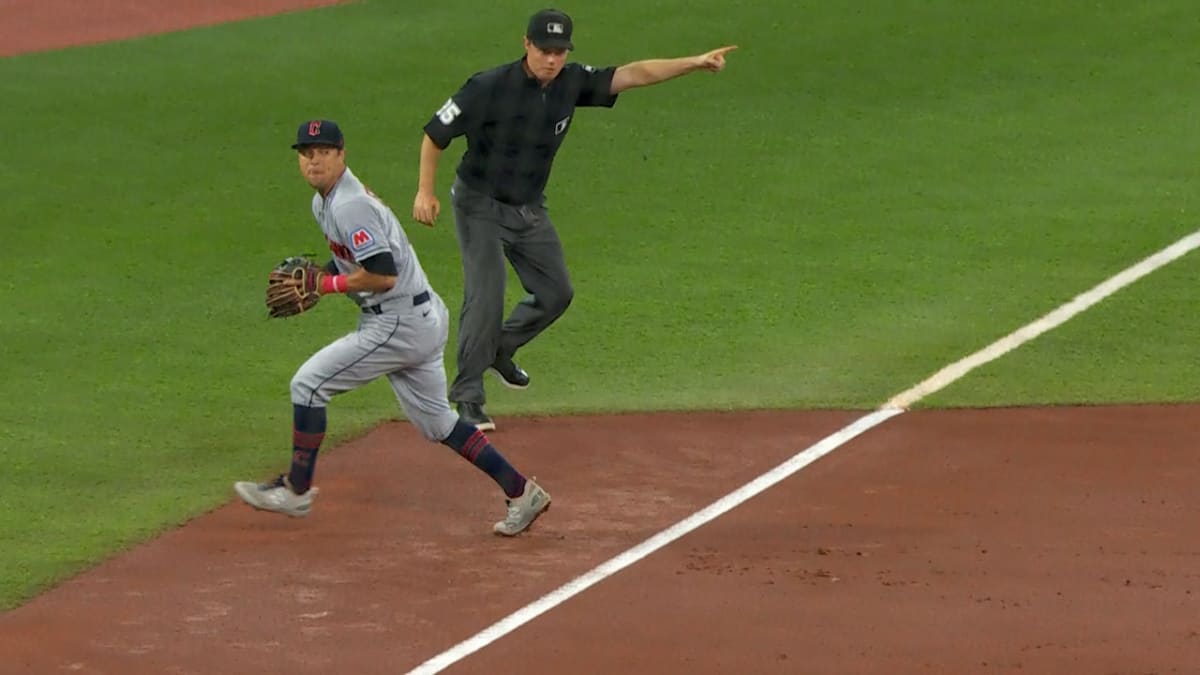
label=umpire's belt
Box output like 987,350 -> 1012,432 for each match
361,290 -> 430,315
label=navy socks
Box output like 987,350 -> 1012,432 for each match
442,419 -> 527,498
288,404 -> 326,494
288,410 -> 524,498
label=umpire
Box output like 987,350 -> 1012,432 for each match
413,8 -> 736,430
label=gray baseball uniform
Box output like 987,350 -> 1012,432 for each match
233,119 -> 551,536
290,167 -> 457,442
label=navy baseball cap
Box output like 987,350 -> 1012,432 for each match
527,9 -> 574,50
292,119 -> 344,149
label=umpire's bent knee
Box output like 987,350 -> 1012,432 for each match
546,283 -> 574,319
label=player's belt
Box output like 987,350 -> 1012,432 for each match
361,290 -> 431,315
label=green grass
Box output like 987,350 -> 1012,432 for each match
924,251 -> 1200,407
1,0 -> 1198,608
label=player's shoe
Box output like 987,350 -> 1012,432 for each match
234,474 -> 316,517
493,478 -> 551,536
489,355 -> 530,390
456,401 -> 496,431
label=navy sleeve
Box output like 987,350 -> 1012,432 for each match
423,75 -> 487,149
573,64 -> 619,108
359,252 -> 397,276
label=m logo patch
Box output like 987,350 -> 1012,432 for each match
350,227 -> 374,251
547,22 -> 564,34
554,115 -> 571,135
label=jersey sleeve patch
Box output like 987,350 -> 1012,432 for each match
350,227 -> 375,251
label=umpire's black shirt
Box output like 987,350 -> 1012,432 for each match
424,57 -> 619,206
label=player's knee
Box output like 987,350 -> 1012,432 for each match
290,372 -> 328,407
418,413 -> 457,443
289,374 -> 309,404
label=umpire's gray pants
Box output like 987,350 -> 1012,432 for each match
448,177 -> 573,404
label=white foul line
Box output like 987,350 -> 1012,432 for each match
408,229 -> 1200,675
408,408 -> 903,675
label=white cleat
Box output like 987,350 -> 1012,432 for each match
234,474 -> 316,517
493,478 -> 551,536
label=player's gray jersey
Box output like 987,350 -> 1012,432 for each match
313,168 -> 430,307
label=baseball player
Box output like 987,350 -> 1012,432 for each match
235,119 -> 551,536
412,8 -> 736,430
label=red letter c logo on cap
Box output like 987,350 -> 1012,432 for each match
308,121 -> 322,136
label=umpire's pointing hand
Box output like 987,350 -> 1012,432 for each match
696,45 -> 737,72
413,191 -> 440,227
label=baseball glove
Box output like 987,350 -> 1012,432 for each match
266,256 -> 324,318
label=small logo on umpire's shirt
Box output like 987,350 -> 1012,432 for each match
554,115 -> 571,135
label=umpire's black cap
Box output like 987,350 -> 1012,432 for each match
527,9 -> 574,50
292,119 -> 344,149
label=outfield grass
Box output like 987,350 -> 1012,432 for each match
1,0 -> 1198,608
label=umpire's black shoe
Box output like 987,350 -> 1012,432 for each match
490,355 -> 530,390
456,401 -> 496,431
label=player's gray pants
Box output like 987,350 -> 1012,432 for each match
290,292 -> 458,442
448,177 -> 574,405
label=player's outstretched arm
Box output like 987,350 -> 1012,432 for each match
610,45 -> 737,94
413,133 -> 444,227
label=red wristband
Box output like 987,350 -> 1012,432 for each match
319,274 -> 347,294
